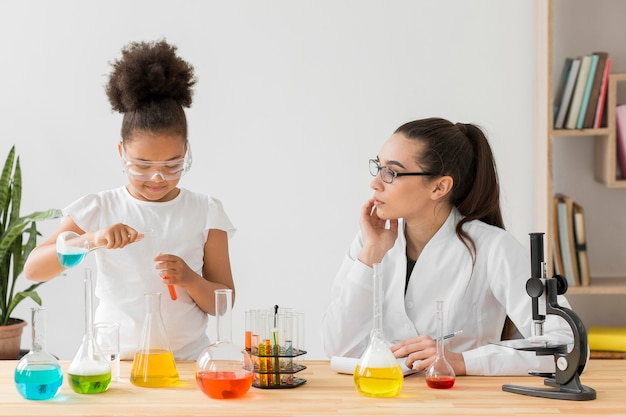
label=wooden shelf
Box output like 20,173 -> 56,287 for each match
550,128 -> 610,137
566,277 -> 626,295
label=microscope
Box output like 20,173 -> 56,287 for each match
499,232 -> 596,401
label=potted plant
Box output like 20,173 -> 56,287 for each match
0,145 -> 61,359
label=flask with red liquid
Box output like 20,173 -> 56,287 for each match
196,289 -> 253,399
425,300 -> 456,389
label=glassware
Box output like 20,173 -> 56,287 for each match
55,231 -> 101,268
14,307 -> 63,400
425,300 -> 456,389
94,322 -> 120,381
353,263 -> 403,397
196,289 -> 253,399
130,293 -> 179,387
68,269 -> 112,394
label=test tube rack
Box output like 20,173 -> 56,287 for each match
249,345 -> 307,389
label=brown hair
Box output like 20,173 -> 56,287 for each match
105,39 -> 196,142
395,117 -> 504,259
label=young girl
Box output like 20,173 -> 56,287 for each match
24,40 -> 235,360
321,117 -> 573,376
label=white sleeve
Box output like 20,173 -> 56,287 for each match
320,234 -> 375,358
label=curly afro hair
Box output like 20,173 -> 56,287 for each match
106,39 -> 196,113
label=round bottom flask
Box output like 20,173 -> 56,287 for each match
14,307 -> 63,400
196,289 -> 253,399
353,264 -> 403,398
68,269 -> 111,394
425,300 -> 455,389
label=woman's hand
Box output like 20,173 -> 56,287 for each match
94,223 -> 143,249
357,198 -> 398,266
391,335 -> 466,375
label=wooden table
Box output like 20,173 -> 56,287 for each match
1,360 -> 624,416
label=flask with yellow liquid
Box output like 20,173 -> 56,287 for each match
130,293 -> 179,387
353,263 -> 403,397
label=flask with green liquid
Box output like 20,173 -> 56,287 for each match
353,263 -> 404,397
68,269 -> 111,394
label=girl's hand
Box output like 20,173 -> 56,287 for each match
94,223 -> 143,249
357,198 -> 398,266
154,253 -> 194,289
391,335 -> 466,375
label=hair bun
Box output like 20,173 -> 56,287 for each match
106,39 -> 196,113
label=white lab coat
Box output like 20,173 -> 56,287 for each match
321,208 -> 573,375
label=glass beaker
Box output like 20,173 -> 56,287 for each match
196,289 -> 253,399
353,263 -> 403,397
14,307 -> 63,400
68,269 -> 112,394
130,293 -> 180,387
425,300 -> 456,389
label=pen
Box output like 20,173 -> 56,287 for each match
443,330 -> 463,340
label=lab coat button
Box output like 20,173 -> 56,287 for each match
406,302 -> 413,309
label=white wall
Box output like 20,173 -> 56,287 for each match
2,0 -> 536,360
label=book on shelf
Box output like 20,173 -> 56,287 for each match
553,58 -> 573,126
593,57 -> 611,128
551,196 -> 565,277
582,52 -> 608,128
615,104 -> 626,179
554,57 -> 581,129
554,193 -> 580,286
588,326 -> 626,353
572,201 -> 591,286
565,55 -> 592,129
576,53 -> 599,129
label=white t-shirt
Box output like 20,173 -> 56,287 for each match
321,207 -> 574,375
63,186 -> 235,360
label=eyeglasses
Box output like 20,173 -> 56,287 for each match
121,145 -> 192,181
369,158 -> 432,184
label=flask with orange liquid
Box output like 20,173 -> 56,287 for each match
130,293 -> 179,387
196,289 -> 253,399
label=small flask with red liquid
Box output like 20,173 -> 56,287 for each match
425,300 -> 456,389
196,289 -> 253,399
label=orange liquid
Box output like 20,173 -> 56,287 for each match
196,371 -> 253,399
426,376 -> 455,389
130,349 -> 180,387
245,331 -> 251,351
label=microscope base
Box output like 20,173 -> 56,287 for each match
503,374 -> 596,401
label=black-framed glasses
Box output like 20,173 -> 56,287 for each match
369,158 -> 433,184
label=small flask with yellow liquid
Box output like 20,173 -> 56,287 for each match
130,293 -> 179,387
353,263 -> 403,397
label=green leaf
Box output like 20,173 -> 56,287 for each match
3,289 -> 43,325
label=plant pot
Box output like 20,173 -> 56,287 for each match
0,318 -> 27,360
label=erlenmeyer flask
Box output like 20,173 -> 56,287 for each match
14,307 -> 63,400
353,263 -> 403,397
196,289 -> 253,399
130,293 -> 179,387
425,300 -> 456,389
68,269 -> 111,394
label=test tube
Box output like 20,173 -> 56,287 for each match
282,312 -> 294,385
245,310 -> 252,352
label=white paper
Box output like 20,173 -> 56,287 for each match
330,356 -> 418,376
